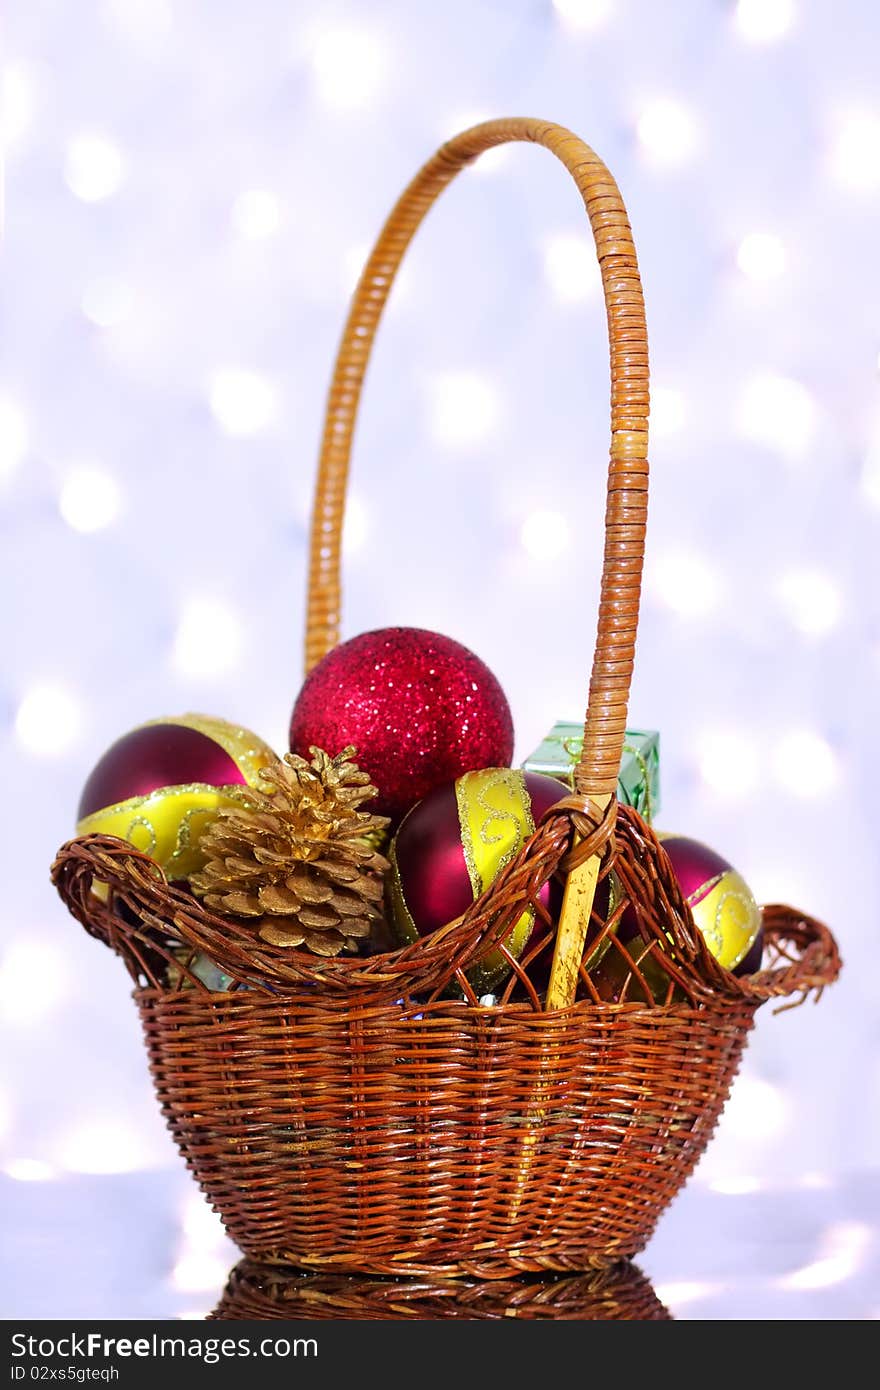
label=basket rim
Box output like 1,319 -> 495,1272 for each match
131,981 -> 762,1021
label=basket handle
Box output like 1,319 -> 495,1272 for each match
305,118 -> 649,803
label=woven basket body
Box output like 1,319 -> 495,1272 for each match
142,990 -> 755,1275
53,119 -> 841,1284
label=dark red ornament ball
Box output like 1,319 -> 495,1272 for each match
734,929 -> 764,977
289,628 -> 514,823
78,722 -> 246,821
391,771 -> 566,941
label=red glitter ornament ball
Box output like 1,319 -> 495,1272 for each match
289,628 -> 514,823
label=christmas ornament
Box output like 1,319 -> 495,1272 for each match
734,929 -> 765,977
659,834 -> 762,972
387,768 -> 566,992
190,747 -> 390,958
590,833 -> 763,1003
289,627 -> 514,824
76,714 -> 277,880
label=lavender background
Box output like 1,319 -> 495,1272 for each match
1,0 -> 878,1315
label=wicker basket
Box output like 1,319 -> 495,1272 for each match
53,118 -> 841,1281
210,1260 -> 672,1321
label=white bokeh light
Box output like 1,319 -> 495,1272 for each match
208,367 -> 277,437
650,386 -> 686,438
776,567 -> 842,636
172,597 -> 244,679
772,728 -> 838,797
520,509 -> 572,561
708,1174 -> 764,1195
104,0 -> 174,44
830,109 -> 880,192
777,1222 -> 873,1292
737,372 -> 816,459
172,1193 -> 234,1296
81,277 -> 133,328
4,1158 -> 58,1183
724,1074 -> 791,1142
647,549 -> 720,618
733,0 -> 796,44
14,684 -> 82,757
180,1192 -> 228,1250
426,371 -> 500,449
231,189 -> 282,240
636,98 -> 700,168
800,1170 -> 834,1190
64,133 -> 126,203
57,1118 -> 151,1175
1,61 -> 39,151
0,942 -> 71,1026
309,27 -> 388,112
551,0 -> 612,30
653,1280 -> 721,1309
697,727 -> 761,800
736,231 -> 787,282
542,232 -> 601,304
58,466 -> 122,533
0,395 -> 28,486
171,1251 -> 230,1294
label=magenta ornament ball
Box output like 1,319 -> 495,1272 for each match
658,833 -> 763,973
734,929 -> 765,977
78,721 -> 246,821
289,627 -> 515,823
389,771 -> 566,942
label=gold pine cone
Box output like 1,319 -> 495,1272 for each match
190,747 -> 390,957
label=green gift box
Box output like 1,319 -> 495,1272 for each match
522,723 -> 660,822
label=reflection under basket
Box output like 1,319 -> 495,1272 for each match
210,1259 -> 672,1320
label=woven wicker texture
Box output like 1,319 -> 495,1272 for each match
51,119 -> 841,1278
210,1259 -> 671,1320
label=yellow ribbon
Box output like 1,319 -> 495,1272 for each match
455,768 -> 537,992
77,783 -> 260,881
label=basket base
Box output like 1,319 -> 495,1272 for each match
233,1236 -> 650,1281
210,1258 -> 671,1320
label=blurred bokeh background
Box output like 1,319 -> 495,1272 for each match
2,0 -> 879,1316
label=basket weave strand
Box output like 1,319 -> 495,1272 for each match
51,118 -> 841,1280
